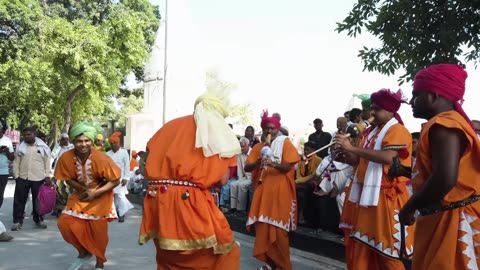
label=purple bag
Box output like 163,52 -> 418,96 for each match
37,184 -> 56,216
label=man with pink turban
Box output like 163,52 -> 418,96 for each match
245,111 -> 300,270
335,89 -> 414,270
399,64 -> 480,270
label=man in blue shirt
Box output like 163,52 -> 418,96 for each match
0,121 -> 14,209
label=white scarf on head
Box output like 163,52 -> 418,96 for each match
17,137 -> 51,157
348,117 -> 398,207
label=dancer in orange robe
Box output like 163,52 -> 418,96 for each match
55,122 -> 121,270
139,94 -> 241,270
400,64 -> 480,270
245,111 -> 300,270
336,89 -> 414,270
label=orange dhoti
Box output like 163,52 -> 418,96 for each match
58,214 -> 109,263
154,241 -> 240,270
412,201 -> 480,269
253,222 -> 292,270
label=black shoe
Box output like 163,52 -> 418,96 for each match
118,216 -> 125,223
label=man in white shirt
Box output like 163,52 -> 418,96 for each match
106,132 -> 133,223
51,133 -> 74,170
0,122 -> 14,210
229,137 -> 252,216
12,127 -> 51,230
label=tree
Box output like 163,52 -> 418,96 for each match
0,0 -> 160,134
204,70 -> 254,127
336,1 -> 480,82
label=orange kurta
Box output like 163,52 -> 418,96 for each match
342,123 -> 415,270
139,115 -> 239,270
246,137 -> 300,270
54,148 -> 121,262
130,157 -> 139,171
412,111 -> 480,270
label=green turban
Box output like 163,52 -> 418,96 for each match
69,122 -> 102,142
353,94 -> 371,110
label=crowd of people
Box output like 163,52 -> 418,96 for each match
1,63 -> 480,270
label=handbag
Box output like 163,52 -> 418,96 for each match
37,184 -> 57,216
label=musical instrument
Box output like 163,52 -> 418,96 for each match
306,124 -> 360,158
258,134 -> 272,184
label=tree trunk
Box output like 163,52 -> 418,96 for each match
63,85 -> 85,133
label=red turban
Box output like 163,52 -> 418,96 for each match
109,132 -> 122,144
260,110 -> 281,129
413,64 -> 473,128
370,89 -> 407,125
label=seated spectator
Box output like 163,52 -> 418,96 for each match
295,141 -> 322,225
219,161 -> 238,212
229,137 -> 252,216
312,151 -> 352,234
128,167 -> 144,195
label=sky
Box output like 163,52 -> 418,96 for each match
146,0 -> 480,136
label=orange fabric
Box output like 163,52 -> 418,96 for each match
109,132 -> 121,144
139,115 -> 238,261
249,142 -> 263,190
246,137 -> 299,268
130,157 -> 139,171
58,214 -> 109,263
154,241 -> 240,270
412,111 -> 480,270
247,138 -> 300,231
352,241 -> 406,270
54,148 -> 121,220
342,123 -> 415,268
253,222 -> 292,270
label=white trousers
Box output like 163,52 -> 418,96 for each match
114,192 -> 134,217
336,192 -> 346,215
0,220 -> 5,233
230,179 -> 252,211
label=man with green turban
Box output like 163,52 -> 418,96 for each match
54,122 -> 121,270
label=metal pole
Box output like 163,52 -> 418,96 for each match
162,0 -> 168,125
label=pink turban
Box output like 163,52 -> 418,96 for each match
413,64 -> 473,128
260,110 -> 281,129
370,89 -> 407,125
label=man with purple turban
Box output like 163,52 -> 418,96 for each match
245,111 -> 300,270
399,64 -> 480,270
335,89 -> 414,270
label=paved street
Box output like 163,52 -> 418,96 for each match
0,182 -> 345,269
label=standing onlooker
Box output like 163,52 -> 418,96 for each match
12,127 -> 51,230
51,133 -> 74,170
272,112 -> 289,136
0,219 -> 13,241
244,126 -> 260,148
308,118 -> 332,158
106,132 -> 133,223
0,122 -> 14,209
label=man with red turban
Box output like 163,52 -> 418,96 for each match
335,89 -> 414,270
399,64 -> 480,270
245,111 -> 300,270
106,132 -> 133,223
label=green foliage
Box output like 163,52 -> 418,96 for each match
336,0 -> 480,83
0,0 -> 159,134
